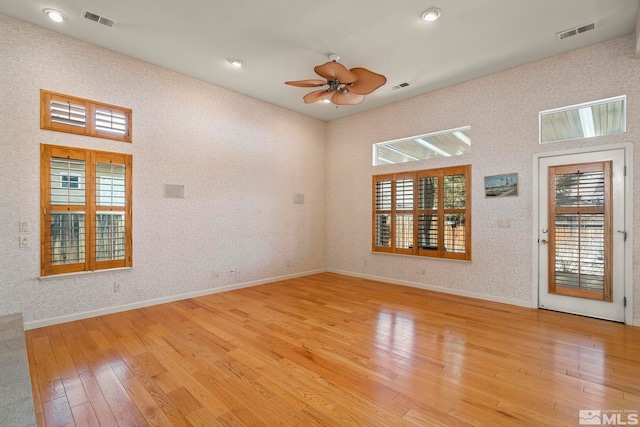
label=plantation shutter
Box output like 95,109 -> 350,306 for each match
373,165 -> 471,260
548,161 -> 612,301
41,90 -> 132,142
373,178 -> 392,251
42,146 -> 90,275
95,108 -> 129,138
41,145 -> 132,276
95,158 -> 128,265
41,92 -> 89,136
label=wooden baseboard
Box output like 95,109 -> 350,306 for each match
327,268 -> 533,308
25,267 -> 637,329
23,269 -> 326,330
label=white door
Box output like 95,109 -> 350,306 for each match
538,149 -> 626,322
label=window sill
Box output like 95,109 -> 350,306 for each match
38,267 -> 133,281
371,251 -> 472,262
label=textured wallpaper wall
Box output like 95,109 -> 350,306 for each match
326,35 -> 639,323
0,14 -> 327,325
1,13 -> 638,326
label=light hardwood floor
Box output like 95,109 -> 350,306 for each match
26,273 -> 640,426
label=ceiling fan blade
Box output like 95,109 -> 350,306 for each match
332,90 -> 365,105
314,62 -> 358,84
285,79 -> 327,87
303,89 -> 335,104
346,68 -> 387,95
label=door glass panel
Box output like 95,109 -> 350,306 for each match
555,170 -> 604,207
554,213 -> 605,292
548,162 -> 611,301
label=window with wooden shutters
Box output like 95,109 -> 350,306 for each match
40,90 -> 132,143
373,165 -> 471,260
548,161 -> 612,301
41,144 -> 132,276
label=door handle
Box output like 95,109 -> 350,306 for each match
540,239 -> 548,244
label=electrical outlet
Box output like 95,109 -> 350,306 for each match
113,283 -> 122,293
212,270 -> 219,278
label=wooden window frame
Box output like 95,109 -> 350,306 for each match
372,165 -> 471,260
40,90 -> 132,143
41,144 -> 133,276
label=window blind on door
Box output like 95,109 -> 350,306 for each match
549,161 -> 611,301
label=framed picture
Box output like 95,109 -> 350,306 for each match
484,173 -> 518,197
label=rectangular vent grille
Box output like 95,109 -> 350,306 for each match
163,184 -> 185,199
392,82 -> 410,91
81,9 -> 115,27
557,22 -> 596,40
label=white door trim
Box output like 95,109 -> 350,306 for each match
531,142 -> 634,325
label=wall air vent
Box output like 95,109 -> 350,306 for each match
391,82 -> 410,91
556,22 -> 596,41
163,184 -> 185,199
81,9 -> 115,27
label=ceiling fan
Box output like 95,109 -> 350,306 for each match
285,55 -> 386,105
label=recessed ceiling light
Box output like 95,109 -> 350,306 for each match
421,8 -> 441,22
228,59 -> 245,68
43,8 -> 65,23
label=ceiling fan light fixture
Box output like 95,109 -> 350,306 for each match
421,7 -> 441,22
43,8 -> 65,23
286,57 -> 386,106
228,58 -> 245,68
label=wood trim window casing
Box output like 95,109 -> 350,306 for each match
372,165 -> 471,260
40,144 -> 133,276
40,90 -> 132,143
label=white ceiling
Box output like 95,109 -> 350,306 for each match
2,0 -> 639,121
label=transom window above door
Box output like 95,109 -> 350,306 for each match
539,96 -> 626,144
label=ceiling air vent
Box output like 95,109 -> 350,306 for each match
392,82 -> 410,91
81,8 -> 115,27
556,22 -> 596,41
